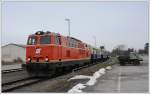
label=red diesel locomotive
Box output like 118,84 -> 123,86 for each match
24,31 -> 92,76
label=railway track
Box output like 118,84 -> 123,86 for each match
2,59 -> 111,92
1,64 -> 89,92
2,68 -> 23,74
2,77 -> 44,92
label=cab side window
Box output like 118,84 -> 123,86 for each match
27,36 -> 37,45
55,35 -> 61,45
68,38 -> 72,47
40,36 -> 50,44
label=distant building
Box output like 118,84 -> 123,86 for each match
144,43 -> 149,54
128,48 -> 134,52
2,43 -> 26,64
138,43 -> 149,55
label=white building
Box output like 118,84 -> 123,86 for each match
2,43 -> 26,63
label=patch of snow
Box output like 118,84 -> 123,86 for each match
106,66 -> 112,70
68,75 -> 92,81
98,68 -> 106,75
93,71 -> 101,79
86,68 -> 105,86
86,77 -> 97,86
77,83 -> 87,89
68,66 -> 112,92
68,83 -> 86,93
68,88 -> 82,93
85,68 -> 107,86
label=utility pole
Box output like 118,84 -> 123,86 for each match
65,18 -> 71,37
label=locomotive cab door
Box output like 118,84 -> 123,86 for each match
55,35 -> 62,61
58,36 -> 62,61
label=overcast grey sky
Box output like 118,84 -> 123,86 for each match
2,1 -> 148,51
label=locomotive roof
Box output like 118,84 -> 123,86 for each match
29,31 -> 62,36
29,31 -> 98,46
67,36 -> 82,42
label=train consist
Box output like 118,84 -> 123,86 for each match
23,31 -> 109,76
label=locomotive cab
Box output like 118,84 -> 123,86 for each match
26,31 -> 53,63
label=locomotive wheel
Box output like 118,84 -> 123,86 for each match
62,67 -> 68,73
55,67 -> 63,75
26,66 -> 56,77
63,66 -> 72,73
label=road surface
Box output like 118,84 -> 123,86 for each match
83,55 -> 149,93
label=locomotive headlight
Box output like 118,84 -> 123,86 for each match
27,58 -> 31,61
45,58 -> 49,62
38,31 -> 41,34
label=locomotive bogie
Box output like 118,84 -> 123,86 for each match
24,59 -> 90,77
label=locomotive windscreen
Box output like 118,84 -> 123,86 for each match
40,36 -> 50,44
27,36 -> 37,45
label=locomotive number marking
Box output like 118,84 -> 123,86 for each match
36,48 -> 41,54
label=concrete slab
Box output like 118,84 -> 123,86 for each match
83,55 -> 149,93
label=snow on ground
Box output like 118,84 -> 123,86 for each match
68,66 -> 112,93
98,68 -> 106,75
93,71 -> 101,79
68,75 -> 91,81
106,66 -> 112,70
86,68 -> 106,86
68,83 -> 87,93
86,77 -> 97,86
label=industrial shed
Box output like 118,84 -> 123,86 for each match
2,43 -> 26,64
